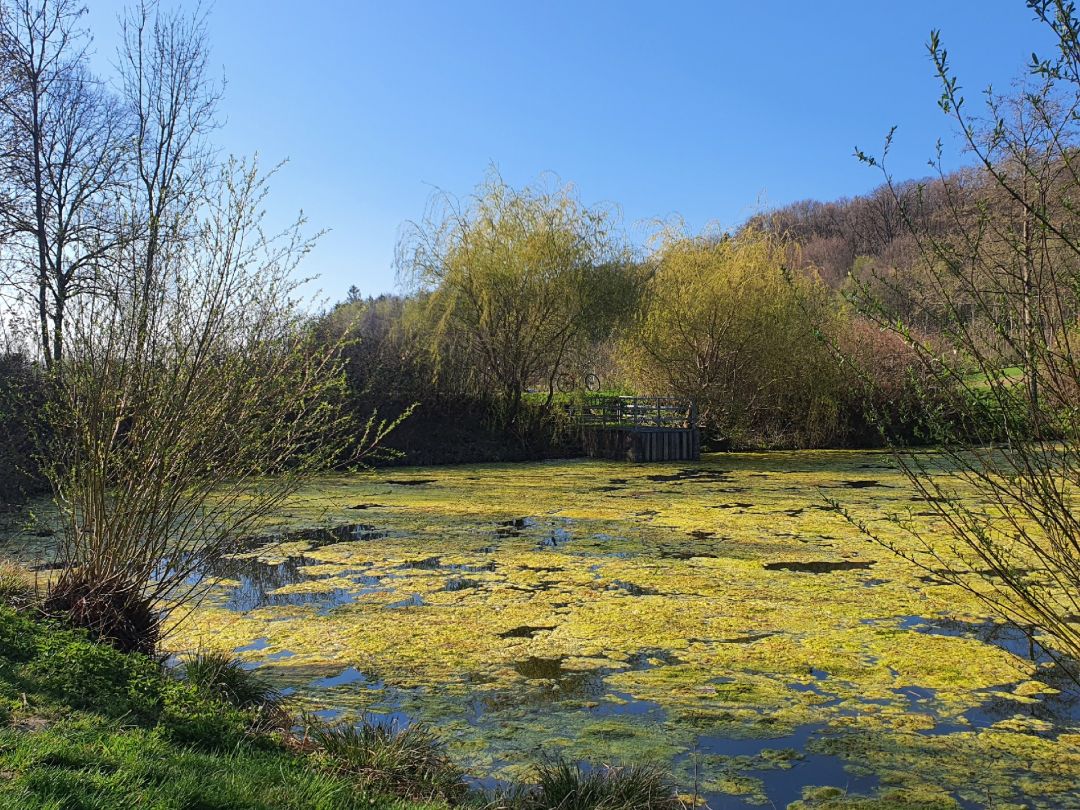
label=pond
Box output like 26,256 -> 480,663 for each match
35,451 -> 1080,806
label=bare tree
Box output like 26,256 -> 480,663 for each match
0,0 -> 128,367
118,0 -> 221,294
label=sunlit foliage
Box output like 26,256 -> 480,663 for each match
398,171 -> 644,420
625,227 -> 847,447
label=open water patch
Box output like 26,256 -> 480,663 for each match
840,479 -> 892,489
763,560 -> 875,573
901,617 -> 1080,730
311,666 -> 384,691
646,468 -> 733,484
208,557 -> 354,612
908,616 -> 1053,664
204,541 -> 385,612
445,577 -> 482,592
457,658 -> 612,715
403,556 -> 442,570
609,580 -> 659,596
495,517 -> 537,536
239,522 -> 390,548
386,593 -> 425,609
537,525 -> 573,550
659,548 -> 719,560
498,625 -> 557,639
687,723 -> 880,810
235,637 -> 270,652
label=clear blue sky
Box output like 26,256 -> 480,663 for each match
82,1 -> 1054,301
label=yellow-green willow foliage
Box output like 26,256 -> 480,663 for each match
398,171 -> 644,420
626,227 -> 847,447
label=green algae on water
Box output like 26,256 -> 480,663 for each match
7,451 -> 1079,807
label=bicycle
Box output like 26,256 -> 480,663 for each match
556,371 -> 601,394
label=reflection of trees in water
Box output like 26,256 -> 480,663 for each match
209,554 -> 310,611
909,617 -> 1080,727
202,522 -> 391,611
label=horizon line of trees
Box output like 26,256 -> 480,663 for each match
317,157 -> 1057,455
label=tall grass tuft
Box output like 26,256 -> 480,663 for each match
525,759 -> 683,810
181,649 -> 288,731
311,717 -> 466,802
0,560 -> 36,610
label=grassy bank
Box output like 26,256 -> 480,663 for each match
0,591 -> 692,810
0,603 -> 452,810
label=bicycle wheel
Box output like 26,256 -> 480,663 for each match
556,372 -> 576,394
583,372 -> 601,392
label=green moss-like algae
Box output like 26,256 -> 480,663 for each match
10,451 -> 1079,807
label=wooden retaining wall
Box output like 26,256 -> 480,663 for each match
583,426 -> 701,462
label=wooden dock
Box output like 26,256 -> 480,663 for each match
569,396 -> 700,462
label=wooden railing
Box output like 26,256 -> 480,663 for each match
567,395 -> 697,430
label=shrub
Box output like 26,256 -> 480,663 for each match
42,571 -> 160,655
0,353 -> 49,510
183,649 -> 282,710
832,317 -> 937,446
625,227 -> 848,449
312,717 -> 467,801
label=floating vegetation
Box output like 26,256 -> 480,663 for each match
55,451 -> 1080,808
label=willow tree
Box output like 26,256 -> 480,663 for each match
849,0 -> 1080,666
626,226 -> 845,447
397,172 -> 641,422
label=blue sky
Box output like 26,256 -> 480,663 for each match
82,1 -> 1054,300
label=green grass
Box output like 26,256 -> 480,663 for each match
0,606 -> 447,810
311,720 -> 467,802
962,365 -> 1024,389
0,603 -> 689,809
524,760 -> 683,810
0,560 -> 34,610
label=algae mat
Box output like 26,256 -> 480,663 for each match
171,452 -> 1079,808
